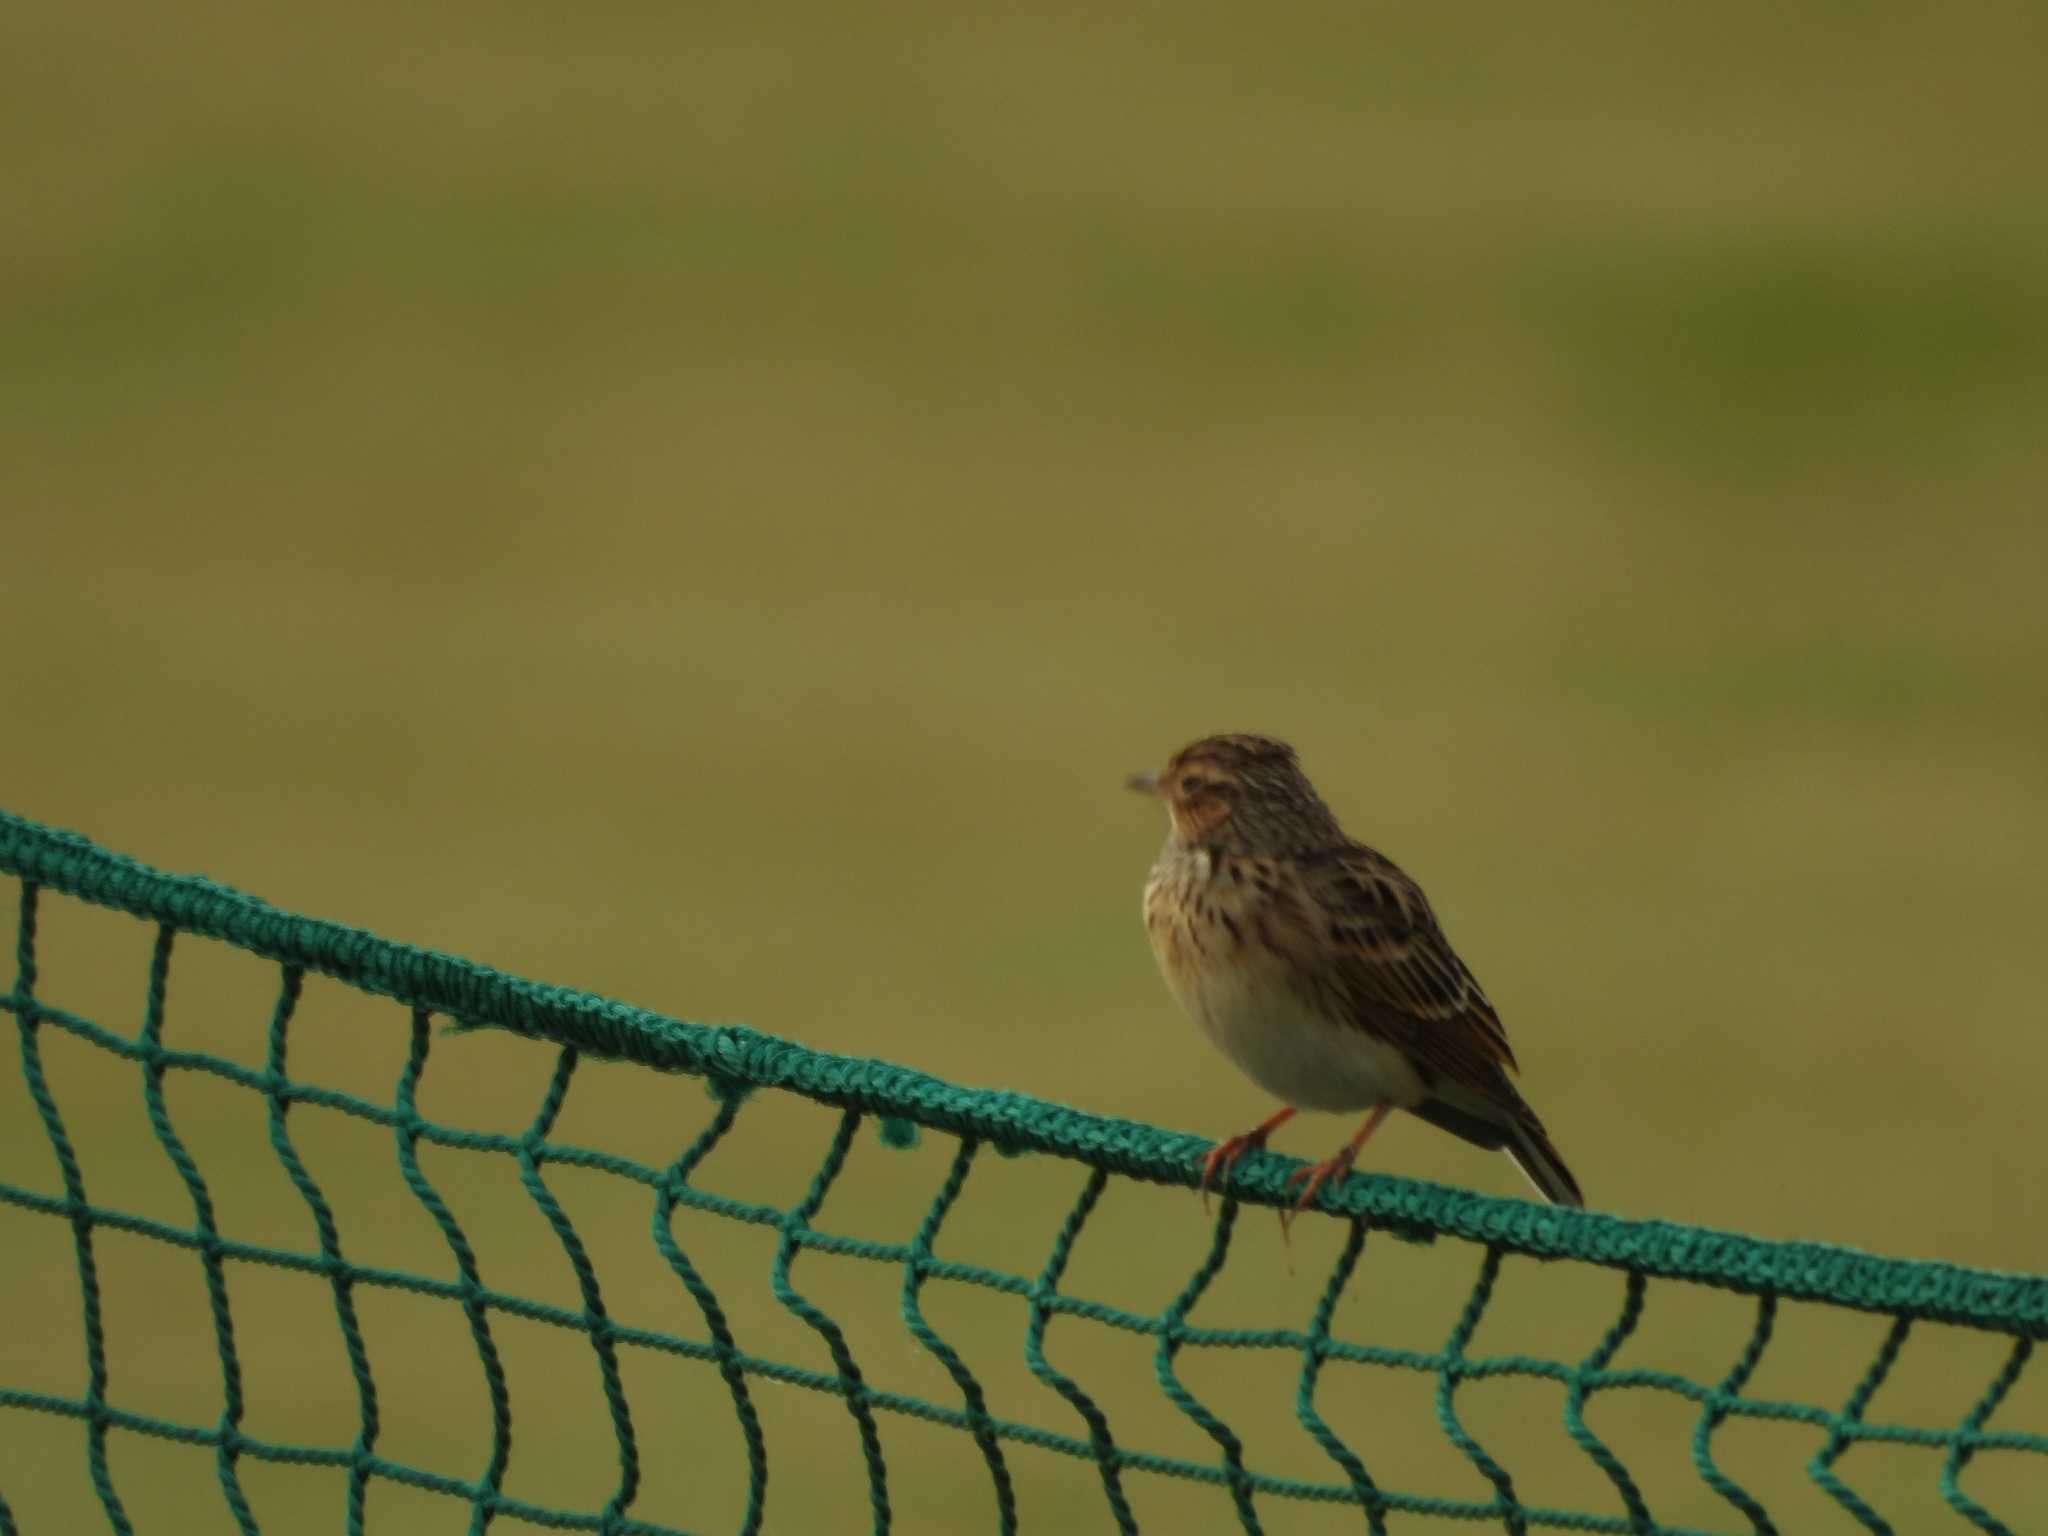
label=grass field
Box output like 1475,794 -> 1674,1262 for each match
5,1 -> 2046,1530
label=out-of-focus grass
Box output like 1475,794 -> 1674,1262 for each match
4,0 -> 2046,1530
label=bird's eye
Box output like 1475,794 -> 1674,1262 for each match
1179,775 -> 1202,794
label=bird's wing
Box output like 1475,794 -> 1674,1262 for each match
1295,843 -> 1520,1090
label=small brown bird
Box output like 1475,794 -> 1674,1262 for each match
1130,733 -> 1582,1214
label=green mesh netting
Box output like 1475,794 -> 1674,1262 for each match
2,807 -> 2044,1536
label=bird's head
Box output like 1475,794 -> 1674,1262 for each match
1127,733 -> 1336,849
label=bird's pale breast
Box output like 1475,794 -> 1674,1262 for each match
1143,851 -> 1426,1114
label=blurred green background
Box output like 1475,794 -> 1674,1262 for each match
4,0 -> 2046,1530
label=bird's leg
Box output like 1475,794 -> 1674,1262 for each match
1198,1106 -> 1297,1207
1283,1104 -> 1393,1228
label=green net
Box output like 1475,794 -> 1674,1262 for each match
2,806 -> 2044,1536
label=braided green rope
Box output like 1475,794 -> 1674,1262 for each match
1154,1198 -> 1258,1531
262,965 -> 382,1530
1294,1217 -> 1388,1533
1689,1293 -> 1775,1532
2,806 -> 2045,1535
650,1094 -> 767,1533
395,1005 -> 514,1532
1436,1245 -> 1524,1532
771,1108 -> 893,1531
1808,1314 -> 1912,1532
136,925 -> 257,1531
1565,1271 -> 1652,1530
900,1137 -> 1018,1533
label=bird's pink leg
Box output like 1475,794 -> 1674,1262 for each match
1284,1104 -> 1393,1227
1198,1106 -> 1298,1207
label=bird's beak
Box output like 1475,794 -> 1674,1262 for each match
1125,771 -> 1160,796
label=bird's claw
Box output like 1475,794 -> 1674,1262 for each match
1279,1152 -> 1355,1234
1198,1132 -> 1267,1210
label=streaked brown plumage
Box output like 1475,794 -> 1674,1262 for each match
1130,732 -> 1583,1213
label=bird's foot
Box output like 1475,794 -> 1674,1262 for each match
1198,1133 -> 1266,1209
1281,1148 -> 1360,1230
1281,1104 -> 1392,1233
1197,1106 -> 1297,1209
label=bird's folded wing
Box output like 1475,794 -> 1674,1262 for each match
1297,844 -> 1521,1089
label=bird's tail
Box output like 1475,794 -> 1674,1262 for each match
1502,1112 -> 1583,1208
1410,1091 -> 1584,1207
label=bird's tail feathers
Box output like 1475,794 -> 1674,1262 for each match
1502,1112 -> 1583,1208
1410,1090 -> 1584,1208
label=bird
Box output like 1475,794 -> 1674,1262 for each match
1129,732 -> 1582,1217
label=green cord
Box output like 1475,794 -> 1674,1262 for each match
3,807 -> 2045,1534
